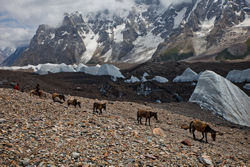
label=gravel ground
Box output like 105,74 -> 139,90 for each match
0,88 -> 249,166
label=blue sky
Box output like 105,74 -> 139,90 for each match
0,0 -> 249,49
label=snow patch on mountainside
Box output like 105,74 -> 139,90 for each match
49,33 -> 55,39
101,49 -> 112,62
124,32 -> 163,63
235,15 -> 250,27
189,70 -> 250,127
198,16 -> 217,37
78,29 -> 99,63
192,16 -> 217,55
173,7 -> 187,29
113,24 -> 125,43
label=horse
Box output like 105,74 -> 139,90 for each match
189,120 -> 216,143
137,109 -> 158,126
67,99 -> 81,108
30,89 -> 45,98
52,93 -> 65,103
93,102 -> 106,114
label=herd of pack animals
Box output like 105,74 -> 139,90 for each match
28,86 -> 217,143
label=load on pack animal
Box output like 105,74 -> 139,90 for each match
67,99 -> 81,108
30,89 -> 45,98
52,93 -> 65,103
93,102 -> 106,114
189,120 -> 216,143
137,109 -> 158,126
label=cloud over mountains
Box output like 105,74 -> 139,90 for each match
2,0 -> 247,48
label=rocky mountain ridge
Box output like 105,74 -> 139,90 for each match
10,0 -> 250,66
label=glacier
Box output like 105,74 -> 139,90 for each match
189,70 -> 250,127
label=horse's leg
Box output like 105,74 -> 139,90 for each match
192,129 -> 196,140
200,132 -> 204,141
205,133 -> 208,143
149,118 -> 151,126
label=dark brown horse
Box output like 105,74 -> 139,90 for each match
67,99 -> 81,108
52,93 -> 65,102
93,102 -> 106,114
189,120 -> 216,143
137,109 -> 158,126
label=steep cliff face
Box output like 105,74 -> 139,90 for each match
14,0 -> 250,65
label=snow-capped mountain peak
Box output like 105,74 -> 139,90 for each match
11,0 -> 250,66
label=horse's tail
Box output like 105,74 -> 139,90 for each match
189,121 -> 193,133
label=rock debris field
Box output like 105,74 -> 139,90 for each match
0,88 -> 249,166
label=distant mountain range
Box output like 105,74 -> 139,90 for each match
3,0 -> 250,66
0,47 -> 15,64
1,46 -> 28,66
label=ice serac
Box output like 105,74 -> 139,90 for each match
173,68 -> 198,82
152,76 -> 168,83
125,75 -> 140,83
97,64 -> 124,78
226,68 -> 250,83
36,63 -> 76,75
189,70 -> 250,127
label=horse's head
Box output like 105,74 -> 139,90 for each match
103,103 -> 106,110
77,101 -> 81,108
211,130 -> 216,141
150,112 -> 158,120
59,95 -> 65,101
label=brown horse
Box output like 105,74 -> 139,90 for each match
137,109 -> 158,126
30,89 -> 45,98
67,99 -> 81,108
93,102 -> 106,114
52,93 -> 65,102
189,120 -> 216,143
